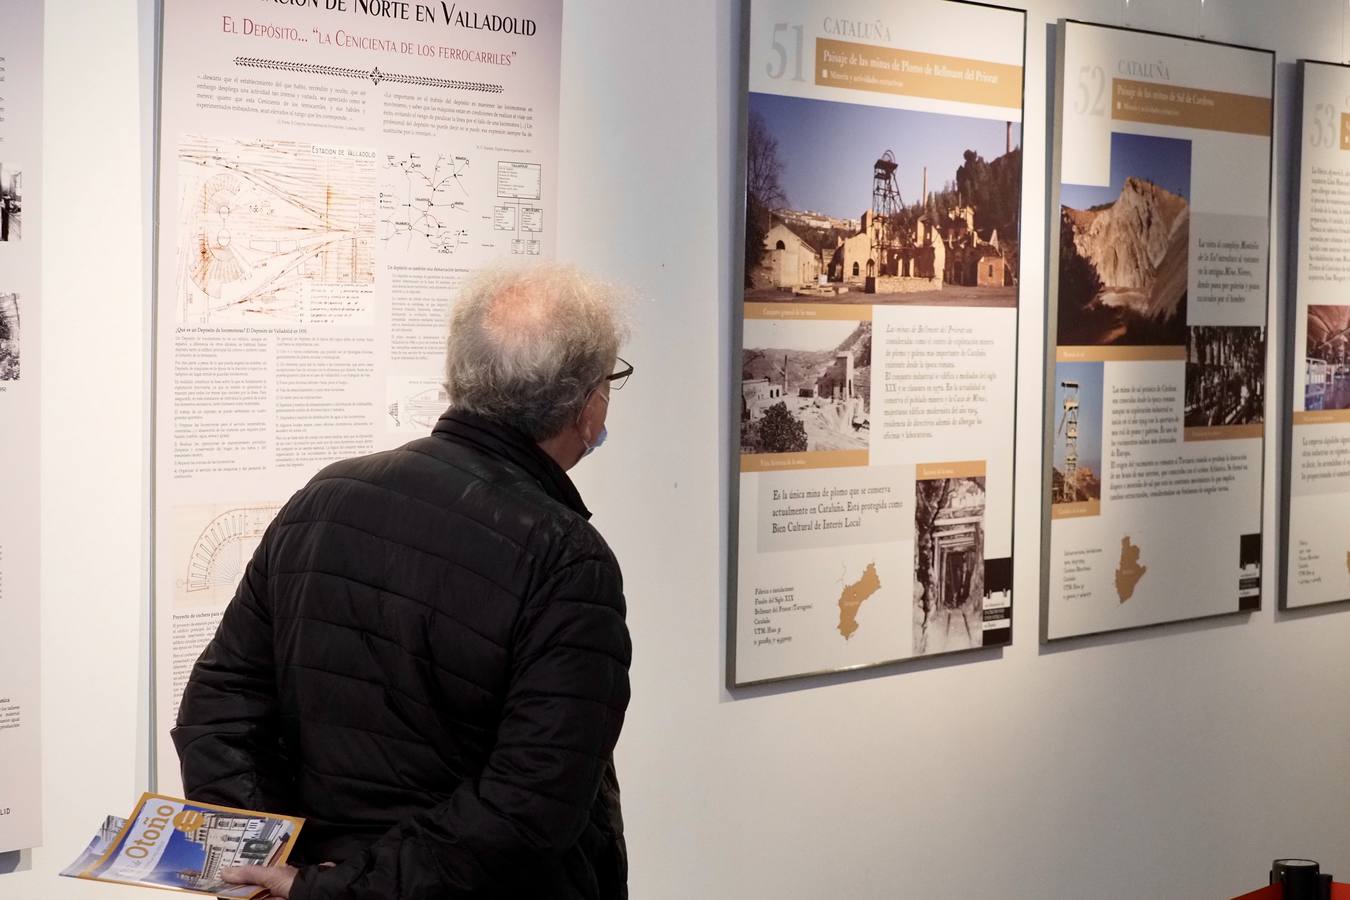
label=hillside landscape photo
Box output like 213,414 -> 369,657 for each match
741,320 -> 872,454
1058,132 -> 1192,346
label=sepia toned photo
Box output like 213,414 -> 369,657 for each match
1305,304 -> 1350,410
1051,361 -> 1103,504
744,92 -> 1021,307
1185,325 -> 1265,427
914,475 -> 986,655
0,292 -> 19,381
1058,132 -> 1191,346
0,163 -> 21,242
740,319 -> 871,453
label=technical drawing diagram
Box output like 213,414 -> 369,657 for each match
378,152 -> 471,255
0,163 -> 22,242
174,504 -> 281,608
0,292 -> 19,381
175,135 -> 376,325
386,377 -> 449,433
496,160 -> 544,255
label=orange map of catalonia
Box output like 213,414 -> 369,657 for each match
836,562 -> 881,640
1114,537 -> 1146,603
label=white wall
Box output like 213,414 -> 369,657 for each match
9,1 -> 1350,898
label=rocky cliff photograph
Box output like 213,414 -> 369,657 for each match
1057,133 -> 1192,346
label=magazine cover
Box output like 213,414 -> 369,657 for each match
60,815 -> 128,878
62,794 -> 303,897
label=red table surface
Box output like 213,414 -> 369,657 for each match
1232,883 -> 1350,899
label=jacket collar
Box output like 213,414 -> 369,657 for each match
433,407 -> 592,520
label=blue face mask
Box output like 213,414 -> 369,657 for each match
581,389 -> 609,458
582,425 -> 608,458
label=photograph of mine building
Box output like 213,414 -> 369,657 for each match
740,319 -> 872,454
744,92 -> 1021,307
913,475 -> 986,655
1184,325 -> 1265,428
0,292 -> 19,381
0,163 -> 21,242
1051,361 -> 1103,505
1305,305 -> 1350,411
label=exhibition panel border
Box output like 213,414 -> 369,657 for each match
1280,59 -> 1350,611
148,0 -> 565,790
728,0 -> 1027,687
1041,19 -> 1275,642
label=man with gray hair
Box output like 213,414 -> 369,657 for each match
174,263 -> 634,900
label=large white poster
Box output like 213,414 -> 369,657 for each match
0,0 -> 43,853
1043,21 -> 1272,640
1285,60 -> 1350,609
154,0 -> 562,789
730,0 -> 1025,686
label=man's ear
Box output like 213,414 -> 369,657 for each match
578,391 -> 602,438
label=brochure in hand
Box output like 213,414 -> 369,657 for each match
61,793 -> 303,897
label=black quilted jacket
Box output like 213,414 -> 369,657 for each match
172,409 -> 632,899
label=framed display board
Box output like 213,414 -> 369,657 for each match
1282,59 -> 1350,610
0,0 -> 43,854
729,0 -> 1026,687
1042,20 -> 1274,641
151,0 -> 564,791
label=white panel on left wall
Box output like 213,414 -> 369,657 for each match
0,0 -> 43,855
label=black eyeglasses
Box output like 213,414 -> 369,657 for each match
605,356 -> 633,390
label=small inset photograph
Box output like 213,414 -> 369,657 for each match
0,292 -> 19,381
1058,132 -> 1191,346
914,475 -> 986,655
1184,325 -> 1265,427
1305,305 -> 1350,411
741,319 -> 871,453
743,91 -> 1021,307
1239,532 -> 1261,610
0,163 -> 21,242
1051,361 -> 1104,505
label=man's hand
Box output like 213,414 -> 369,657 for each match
221,864 -> 299,898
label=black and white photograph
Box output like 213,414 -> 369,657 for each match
1305,305 -> 1350,411
913,475 -> 985,654
0,163 -> 22,242
1184,325 -> 1265,427
740,319 -> 871,453
0,292 -> 19,381
744,92 -> 1021,307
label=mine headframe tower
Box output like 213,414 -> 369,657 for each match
1056,380 -> 1080,503
871,150 -> 904,278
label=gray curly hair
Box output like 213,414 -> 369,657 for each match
444,263 -> 629,441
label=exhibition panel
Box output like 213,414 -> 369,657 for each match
1283,59 -> 1350,610
1042,21 -> 1274,640
150,0 -> 564,792
729,0 -> 1025,686
0,0 -> 43,856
